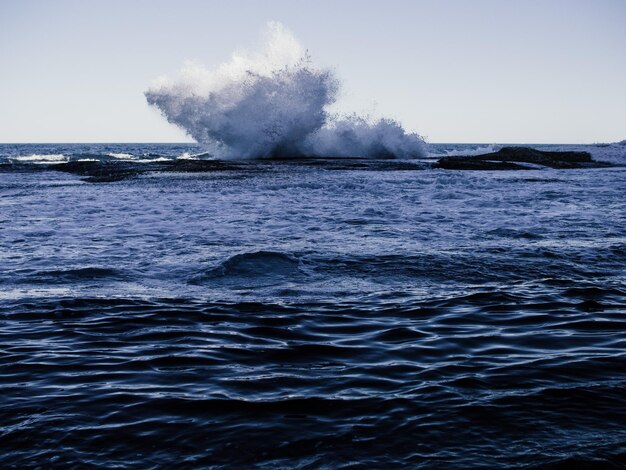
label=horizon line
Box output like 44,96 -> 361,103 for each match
0,141 -> 620,146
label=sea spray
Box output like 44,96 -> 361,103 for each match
145,22 -> 425,159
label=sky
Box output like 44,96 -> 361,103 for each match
0,0 -> 624,144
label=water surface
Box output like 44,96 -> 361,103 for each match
1,143 -> 625,468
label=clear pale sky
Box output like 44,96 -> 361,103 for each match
1,0 -> 624,144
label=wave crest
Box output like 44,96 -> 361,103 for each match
190,251 -> 302,285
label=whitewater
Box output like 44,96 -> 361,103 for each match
144,22 -> 426,160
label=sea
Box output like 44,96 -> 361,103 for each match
0,142 -> 625,468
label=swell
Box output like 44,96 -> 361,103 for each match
181,239 -> 626,289
189,250 -> 302,284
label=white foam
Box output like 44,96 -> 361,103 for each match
136,157 -> 172,163
108,153 -> 135,160
177,152 -> 206,160
145,22 -> 425,160
14,154 -> 68,164
427,144 -> 498,158
305,115 -> 425,159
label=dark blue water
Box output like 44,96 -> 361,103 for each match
1,143 -> 625,468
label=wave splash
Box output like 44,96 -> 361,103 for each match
145,22 -> 425,159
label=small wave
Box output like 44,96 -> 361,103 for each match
135,157 -> 173,163
13,154 -> 68,164
190,251 -> 302,284
108,152 -> 136,160
211,251 -> 301,277
177,152 -> 213,160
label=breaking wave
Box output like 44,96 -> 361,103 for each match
145,22 -> 425,160
14,154 -> 68,164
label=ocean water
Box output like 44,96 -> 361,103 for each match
1,142 -> 625,468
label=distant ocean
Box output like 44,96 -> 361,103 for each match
1,142 -> 625,468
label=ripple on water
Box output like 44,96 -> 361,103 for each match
1,145 -> 626,467
1,292 -> 626,467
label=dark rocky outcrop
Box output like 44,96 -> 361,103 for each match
48,157 -> 426,182
162,159 -> 247,172
54,160 -> 144,182
3,145 -> 611,182
51,159 -> 250,182
436,146 -> 612,170
435,159 -> 532,171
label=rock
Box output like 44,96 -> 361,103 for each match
162,159 -> 245,172
54,161 -> 143,182
436,159 -> 532,171
51,159 -> 248,182
436,146 -> 612,170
